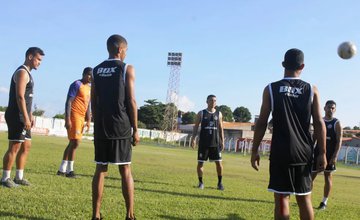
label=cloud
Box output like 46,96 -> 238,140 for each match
0,86 -> 8,94
167,92 -> 195,112
177,95 -> 195,112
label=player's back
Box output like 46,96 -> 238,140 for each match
269,77 -> 313,165
92,59 -> 131,139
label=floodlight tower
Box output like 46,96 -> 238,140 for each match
163,52 -> 182,132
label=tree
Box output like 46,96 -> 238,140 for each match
216,105 -> 233,122
138,99 -> 166,129
343,126 -> 351,130
53,113 -> 65,119
353,126 -> 360,130
32,104 -> 45,116
181,111 -> 197,124
0,106 -> 7,112
233,106 -> 251,122
138,121 -> 146,129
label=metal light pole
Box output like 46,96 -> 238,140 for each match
163,52 -> 182,133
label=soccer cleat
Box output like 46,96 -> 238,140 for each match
217,183 -> 224,191
198,182 -> 204,189
66,171 -> 78,178
125,217 -> 136,220
13,178 -> 31,186
57,170 -> 66,176
1,178 -> 18,188
318,202 -> 326,210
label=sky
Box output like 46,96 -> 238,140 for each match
1,1 -> 360,127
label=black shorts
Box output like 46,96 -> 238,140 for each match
312,151 -> 336,173
198,146 -> 222,162
268,163 -> 312,195
94,138 -> 132,165
6,117 -> 31,142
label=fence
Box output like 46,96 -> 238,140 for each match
1,112 -> 359,165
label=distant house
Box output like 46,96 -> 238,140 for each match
179,121 -> 272,141
342,137 -> 360,148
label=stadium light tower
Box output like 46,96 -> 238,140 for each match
163,52 -> 182,132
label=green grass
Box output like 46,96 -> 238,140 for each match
0,132 -> 359,220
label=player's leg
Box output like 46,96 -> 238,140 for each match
211,147 -> 224,190
14,139 -> 31,185
119,164 -> 135,219
2,141 -> 22,187
67,116 -> 83,163
67,139 -> 81,161
2,119 -> 25,187
63,116 -> 82,177
215,161 -> 224,190
274,193 -> 290,220
92,164 -> 108,220
197,162 -> 204,189
215,161 -> 223,176
58,142 -> 71,176
65,139 -> 81,177
295,194 -> 314,220
321,171 -> 333,207
197,146 -> 208,189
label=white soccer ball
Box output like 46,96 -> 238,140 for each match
337,41 -> 357,59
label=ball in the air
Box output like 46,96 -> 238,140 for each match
337,41 -> 357,59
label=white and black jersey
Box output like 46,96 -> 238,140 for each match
5,65 -> 34,123
268,77 -> 313,165
314,118 -> 338,159
199,109 -> 220,148
92,59 -> 131,140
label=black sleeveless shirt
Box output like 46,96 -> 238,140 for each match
315,118 -> 338,158
199,109 -> 220,148
5,65 -> 34,122
92,59 -> 131,139
268,77 -> 313,165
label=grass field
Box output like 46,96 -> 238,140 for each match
0,132 -> 359,220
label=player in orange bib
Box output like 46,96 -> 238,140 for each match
57,67 -> 92,178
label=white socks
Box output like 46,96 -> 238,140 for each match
16,169 -> 24,180
2,170 -> 24,181
2,170 -> 11,182
59,160 -> 74,173
322,197 -> 328,205
59,160 -> 68,173
67,161 -> 74,173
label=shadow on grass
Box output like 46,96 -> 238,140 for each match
336,174 -> 360,179
134,179 -> 172,186
159,213 -> 246,220
0,211 -> 52,220
136,188 -> 272,204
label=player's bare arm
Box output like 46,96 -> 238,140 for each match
126,65 -> 139,146
31,113 -> 35,128
312,85 -> 327,171
90,79 -> 97,124
65,96 -> 75,130
85,102 -> 91,132
191,111 -> 201,149
15,69 -> 31,130
331,120 -> 343,165
251,86 -> 271,171
219,112 -> 225,151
